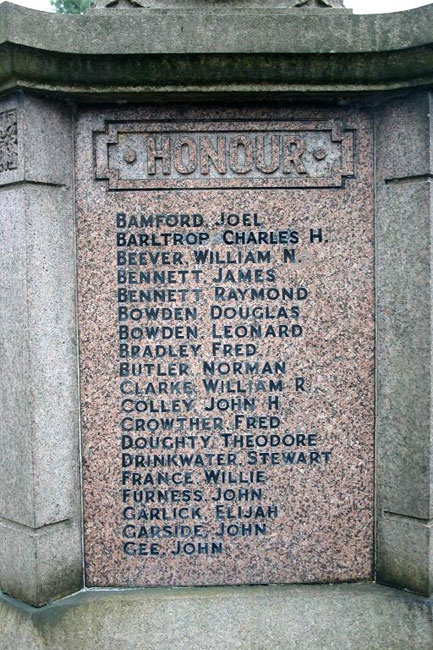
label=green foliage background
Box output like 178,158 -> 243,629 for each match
51,0 -> 91,13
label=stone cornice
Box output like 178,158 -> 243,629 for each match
0,1 -> 433,99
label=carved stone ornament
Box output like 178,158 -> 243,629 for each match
90,0 -> 141,9
90,0 -> 346,9
0,109 -> 18,174
293,0 -> 345,6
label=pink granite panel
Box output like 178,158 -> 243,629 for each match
76,104 -> 374,588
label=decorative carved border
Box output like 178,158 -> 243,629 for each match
94,119 -> 355,191
0,109 -> 18,174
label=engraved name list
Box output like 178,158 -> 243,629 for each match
77,112 -> 374,588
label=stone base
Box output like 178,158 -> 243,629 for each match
1,583 -> 432,650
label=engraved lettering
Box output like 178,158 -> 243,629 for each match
174,137 -> 197,175
229,135 -> 254,174
147,136 -> 171,175
96,120 -> 355,190
200,135 -> 227,175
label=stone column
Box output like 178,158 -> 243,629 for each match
0,92 -> 82,606
376,91 -> 433,597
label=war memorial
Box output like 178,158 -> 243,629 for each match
1,0 -> 433,647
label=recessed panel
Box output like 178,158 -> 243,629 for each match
76,105 -> 374,588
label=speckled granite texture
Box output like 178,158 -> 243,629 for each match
76,104 -> 374,588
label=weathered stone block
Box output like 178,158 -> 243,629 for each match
0,93 -> 73,187
0,518 -> 82,608
375,91 -> 433,596
375,93 -> 433,181
1,584 -> 433,650
376,179 -> 433,519
377,514 -> 433,597
0,93 -> 82,606
0,183 -> 79,529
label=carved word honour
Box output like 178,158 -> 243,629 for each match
95,120 -> 354,190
